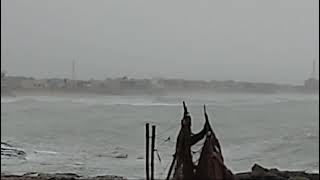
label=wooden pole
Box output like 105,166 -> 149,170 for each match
166,154 -> 176,180
146,123 -> 150,180
151,125 -> 156,180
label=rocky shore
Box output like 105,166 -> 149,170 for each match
0,173 -> 126,180
1,164 -> 319,180
1,143 -> 319,180
236,164 -> 319,180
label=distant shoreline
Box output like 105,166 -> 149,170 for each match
1,89 -> 319,98
1,75 -> 319,97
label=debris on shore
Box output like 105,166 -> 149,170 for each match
0,173 -> 126,180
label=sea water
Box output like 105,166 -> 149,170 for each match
1,93 -> 319,178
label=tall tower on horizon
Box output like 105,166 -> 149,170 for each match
312,60 -> 316,79
72,60 -> 76,81
304,59 -> 319,90
310,59 -> 317,80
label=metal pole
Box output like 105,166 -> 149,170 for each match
146,123 -> 150,180
151,125 -> 156,180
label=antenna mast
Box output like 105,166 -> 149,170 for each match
72,60 -> 76,81
312,60 -> 316,79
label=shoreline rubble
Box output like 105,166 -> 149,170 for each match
0,173 -> 126,180
235,164 -> 319,180
1,164 -> 319,180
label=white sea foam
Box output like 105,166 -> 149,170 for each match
33,150 -> 59,155
1,97 -> 21,104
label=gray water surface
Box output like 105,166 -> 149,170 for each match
1,93 -> 319,178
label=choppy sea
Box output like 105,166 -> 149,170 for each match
1,93 -> 319,178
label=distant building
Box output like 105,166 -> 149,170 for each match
5,76 -> 33,89
304,60 -> 319,91
1,72 -> 5,78
46,78 -> 67,88
21,79 -> 48,89
304,78 -> 319,90
1,71 -> 7,88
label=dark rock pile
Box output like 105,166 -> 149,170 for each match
1,173 -> 126,180
235,164 -> 319,180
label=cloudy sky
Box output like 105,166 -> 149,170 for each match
1,0 -> 319,84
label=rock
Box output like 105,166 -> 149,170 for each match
1,173 -> 127,180
136,156 -> 144,160
234,172 -> 253,180
86,175 -> 127,180
251,164 -> 285,180
113,153 -> 128,159
1,142 -> 13,147
1,142 -> 26,159
235,164 -> 319,180
23,172 -> 39,177
38,173 -> 80,180
288,177 -> 310,180
96,153 -> 128,159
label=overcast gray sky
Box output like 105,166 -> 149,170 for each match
1,0 -> 319,84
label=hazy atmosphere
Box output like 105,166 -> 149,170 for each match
1,1 -> 319,180
1,0 -> 319,84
